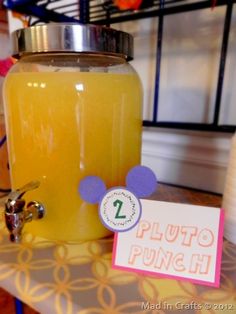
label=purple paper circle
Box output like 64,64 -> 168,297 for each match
126,165 -> 157,198
78,176 -> 106,204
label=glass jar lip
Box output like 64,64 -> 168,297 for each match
11,23 -> 133,61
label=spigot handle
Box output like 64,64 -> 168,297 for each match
8,181 -> 40,202
4,181 -> 45,243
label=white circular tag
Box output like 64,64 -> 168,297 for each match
99,187 -> 142,232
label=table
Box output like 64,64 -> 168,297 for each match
0,184 -> 236,314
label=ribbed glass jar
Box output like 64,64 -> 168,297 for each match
3,24 -> 143,241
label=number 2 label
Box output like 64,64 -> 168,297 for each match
114,199 -> 126,219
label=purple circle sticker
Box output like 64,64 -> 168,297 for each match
99,187 -> 142,232
79,176 -> 106,204
126,165 -> 157,198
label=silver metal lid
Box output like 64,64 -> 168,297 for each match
12,23 -> 133,60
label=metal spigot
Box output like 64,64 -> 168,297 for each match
5,181 -> 45,243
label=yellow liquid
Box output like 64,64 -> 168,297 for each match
4,71 -> 142,240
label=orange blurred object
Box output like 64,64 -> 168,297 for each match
114,0 -> 143,10
12,11 -> 28,27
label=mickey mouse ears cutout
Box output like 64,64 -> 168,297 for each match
79,176 -> 107,204
78,165 -> 157,204
126,165 -> 157,198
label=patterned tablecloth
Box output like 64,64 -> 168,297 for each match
0,185 -> 236,314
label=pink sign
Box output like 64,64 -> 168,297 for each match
112,200 -> 224,287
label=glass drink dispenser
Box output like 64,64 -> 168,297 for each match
3,23 -> 142,241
